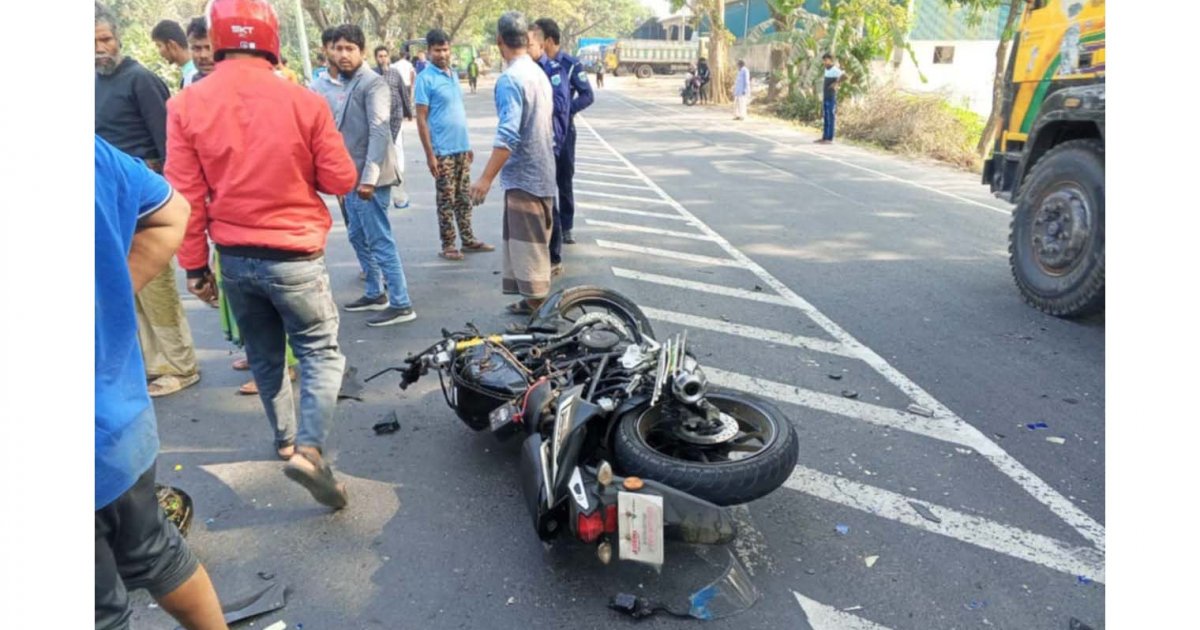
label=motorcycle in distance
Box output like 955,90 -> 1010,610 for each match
368,286 -> 799,569
681,70 -> 701,106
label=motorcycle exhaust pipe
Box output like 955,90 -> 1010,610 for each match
671,359 -> 707,405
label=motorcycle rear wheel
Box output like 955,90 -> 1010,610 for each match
532,285 -> 657,342
613,388 -> 799,506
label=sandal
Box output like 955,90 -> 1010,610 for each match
461,241 -> 495,253
505,299 -> 540,316
283,452 -> 349,509
439,248 -> 465,261
148,373 -> 201,398
237,368 -> 297,396
232,357 -> 250,371
276,442 -> 295,461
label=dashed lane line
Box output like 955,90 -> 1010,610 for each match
576,189 -> 673,205
578,203 -> 694,221
641,307 -> 854,359
595,240 -> 742,268
611,267 -> 793,307
584,219 -> 716,241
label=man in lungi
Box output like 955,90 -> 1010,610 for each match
469,11 -> 557,315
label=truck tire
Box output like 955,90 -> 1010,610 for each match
1009,138 -> 1105,317
636,64 -> 654,79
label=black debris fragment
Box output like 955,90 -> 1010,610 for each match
373,410 -> 402,435
908,501 -> 942,524
338,366 -> 365,402
257,571 -> 275,581
827,374 -> 843,381
1069,618 -> 1095,630
841,390 -> 859,399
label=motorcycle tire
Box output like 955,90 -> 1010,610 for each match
535,285 -> 657,342
613,388 -> 798,506
683,93 -> 698,106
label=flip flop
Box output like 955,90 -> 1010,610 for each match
148,373 -> 201,398
232,357 -> 250,371
462,241 -> 495,253
276,442 -> 295,461
439,248 -> 465,261
505,299 -> 538,316
283,453 -> 349,509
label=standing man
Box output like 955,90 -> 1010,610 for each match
391,49 -> 416,108
696,57 -> 711,104
469,12 -> 556,314
151,20 -> 196,88
733,59 -> 751,121
595,55 -> 605,88
817,53 -> 846,144
96,2 -> 200,398
415,29 -> 494,261
374,45 -> 413,209
414,51 -> 428,74
185,17 -> 216,82
532,18 -> 593,275
324,24 -> 418,326
467,55 -> 480,94
167,0 -> 359,508
94,135 -> 227,630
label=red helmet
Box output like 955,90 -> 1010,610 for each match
207,0 -> 280,65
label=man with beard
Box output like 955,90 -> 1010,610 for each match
373,45 -> 413,209
185,17 -> 215,82
95,2 -> 200,399
323,24 -> 417,327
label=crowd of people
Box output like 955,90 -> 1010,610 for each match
95,0 -> 595,627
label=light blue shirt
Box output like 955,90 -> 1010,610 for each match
413,65 -> 471,157
493,55 -> 557,198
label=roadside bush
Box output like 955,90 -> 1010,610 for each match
770,87 -> 985,171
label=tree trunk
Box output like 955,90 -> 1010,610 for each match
977,0 -> 1023,157
707,0 -> 732,105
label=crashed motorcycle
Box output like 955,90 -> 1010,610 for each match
370,286 -> 798,568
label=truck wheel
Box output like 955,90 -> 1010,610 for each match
1009,138 -> 1105,317
636,64 -> 654,79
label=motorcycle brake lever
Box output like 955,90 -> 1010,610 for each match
363,366 -> 405,383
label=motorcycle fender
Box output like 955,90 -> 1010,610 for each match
518,434 -> 557,540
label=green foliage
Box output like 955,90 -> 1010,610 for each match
838,87 -> 985,169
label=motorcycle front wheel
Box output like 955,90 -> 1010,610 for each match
613,389 -> 799,506
530,285 -> 657,342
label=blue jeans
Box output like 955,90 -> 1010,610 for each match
822,98 -> 836,141
220,255 -> 346,450
344,186 -> 412,309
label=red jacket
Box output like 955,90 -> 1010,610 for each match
166,57 -> 357,273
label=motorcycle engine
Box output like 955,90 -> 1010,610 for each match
580,327 -> 623,351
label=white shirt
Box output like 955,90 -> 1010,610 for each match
392,58 -> 415,87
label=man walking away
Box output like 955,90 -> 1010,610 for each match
167,0 -> 359,508
151,20 -> 196,88
469,12 -> 557,315
733,59 -> 750,120
415,29 -> 494,261
326,25 -> 417,327
817,53 -> 846,144
533,18 -> 593,275
391,49 -> 416,107
467,55 -> 480,94
95,135 -> 226,630
696,57 -> 711,104
185,17 -> 215,82
96,2 -> 200,398
373,45 -> 413,209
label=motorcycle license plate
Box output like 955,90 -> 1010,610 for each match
618,492 -> 664,566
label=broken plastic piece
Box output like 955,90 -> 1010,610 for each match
217,581 -> 288,626
373,411 -> 401,435
864,556 -> 878,568
257,571 -> 275,581
841,390 -> 859,399
964,600 -> 987,611
906,403 -> 934,417
1046,436 -> 1066,445
263,622 -> 286,630
908,502 -> 942,524
686,549 -> 760,620
1076,575 -> 1093,585
835,524 -> 850,536
1069,618 -> 1095,630
1026,422 -> 1049,430
828,373 -> 843,381
609,593 -> 655,619
338,366 -> 365,401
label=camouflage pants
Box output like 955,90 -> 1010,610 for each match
435,152 -> 477,249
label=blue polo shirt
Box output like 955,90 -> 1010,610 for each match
413,65 -> 471,157
95,135 -> 172,509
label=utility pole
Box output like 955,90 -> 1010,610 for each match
294,0 -> 313,81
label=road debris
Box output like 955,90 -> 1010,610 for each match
864,556 -> 879,568
338,366 -> 365,401
506,596 -> 516,606
843,605 -> 863,612
1026,422 -> 1049,430
173,464 -> 183,471
908,502 -> 942,524
373,411 -> 401,435
1069,618 -> 1095,630
1076,575 -> 1093,586
257,571 -> 275,580
753,285 -> 764,292
906,403 -> 934,417
964,600 -> 988,611
827,373 -> 843,380
1045,436 -> 1066,445
841,390 -> 859,399
835,524 -> 850,536
263,622 -> 287,630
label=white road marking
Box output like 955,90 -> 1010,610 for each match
611,267 -> 793,306
575,169 -> 645,180
577,203 -> 693,221
579,117 -> 1105,552
584,219 -> 715,241
641,307 -> 854,358
595,240 -> 742,268
610,91 -> 1011,215
576,189 -> 673,205
793,592 -> 895,630
705,367 -> 980,446
570,160 -> 631,173
787,466 -> 1106,582
575,154 -> 624,163
575,178 -> 657,191
730,505 -> 774,576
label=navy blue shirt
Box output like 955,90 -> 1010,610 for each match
95,135 -> 173,509
537,51 -> 594,156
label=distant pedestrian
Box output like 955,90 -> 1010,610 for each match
313,53 -> 328,80
414,51 -> 428,73
94,134 -> 227,630
469,12 -> 557,314
151,19 -> 196,88
595,59 -> 605,87
467,55 -> 480,93
277,56 -> 302,84
374,45 -> 414,209
324,24 -> 418,326
817,53 -> 846,144
167,0 -> 358,506
531,17 -> 594,275
415,29 -> 494,261
733,59 -> 750,120
185,17 -> 215,82
696,57 -> 711,104
96,1 -> 200,398
391,49 -> 416,107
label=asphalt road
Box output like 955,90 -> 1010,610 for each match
134,75 -> 1104,630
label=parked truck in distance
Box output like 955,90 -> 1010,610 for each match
606,39 -> 703,79
982,0 -> 1105,318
